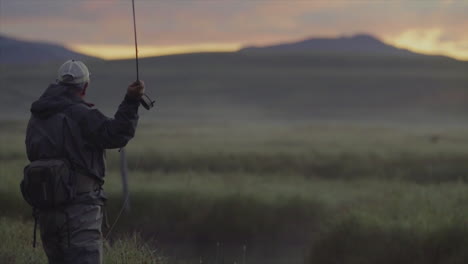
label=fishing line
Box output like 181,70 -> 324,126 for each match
105,149 -> 131,240
105,193 -> 130,240
106,0 -> 147,240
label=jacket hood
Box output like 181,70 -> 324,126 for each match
30,84 -> 83,119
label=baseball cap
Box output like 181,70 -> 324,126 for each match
57,60 -> 90,84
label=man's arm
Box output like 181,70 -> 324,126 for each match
81,81 -> 145,149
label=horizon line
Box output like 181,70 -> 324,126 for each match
2,33 -> 466,61
67,43 -> 467,62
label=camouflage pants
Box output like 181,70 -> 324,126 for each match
39,203 -> 103,264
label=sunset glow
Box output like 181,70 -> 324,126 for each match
69,43 -> 242,60
2,1 -> 468,61
385,29 -> 468,61
69,35 -> 468,61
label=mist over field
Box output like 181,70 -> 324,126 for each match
1,34 -> 468,263
1,34 -> 468,124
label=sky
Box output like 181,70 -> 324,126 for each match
1,0 -> 468,60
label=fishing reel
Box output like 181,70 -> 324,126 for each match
140,93 -> 155,110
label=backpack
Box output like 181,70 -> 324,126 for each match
21,109 -> 78,247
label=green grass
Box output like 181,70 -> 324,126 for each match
0,217 -> 163,264
2,121 -> 468,263
103,172 -> 468,240
113,122 -> 468,183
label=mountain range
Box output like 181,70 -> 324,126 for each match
0,34 -> 458,65
241,34 -> 418,56
0,34 -> 467,124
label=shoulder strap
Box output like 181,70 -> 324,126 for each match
56,103 -> 80,169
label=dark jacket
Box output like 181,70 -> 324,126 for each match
26,84 -> 140,186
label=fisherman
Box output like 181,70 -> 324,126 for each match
23,59 -> 145,263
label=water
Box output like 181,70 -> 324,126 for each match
159,242 -> 308,264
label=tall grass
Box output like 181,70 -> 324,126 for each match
102,122 -> 468,183
2,121 -> 468,263
0,217 -> 163,264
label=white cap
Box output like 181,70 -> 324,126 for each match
57,60 -> 90,84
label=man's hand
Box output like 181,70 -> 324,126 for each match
127,80 -> 145,99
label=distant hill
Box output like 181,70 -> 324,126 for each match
2,51 -> 467,123
1,34 -> 467,124
0,35 -> 99,64
241,34 -> 434,57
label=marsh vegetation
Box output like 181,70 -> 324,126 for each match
1,121 -> 468,263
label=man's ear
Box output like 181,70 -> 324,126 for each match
81,82 -> 89,97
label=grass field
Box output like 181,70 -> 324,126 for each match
1,121 -> 468,263
0,217 -> 163,264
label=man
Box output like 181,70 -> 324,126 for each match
25,59 -> 145,263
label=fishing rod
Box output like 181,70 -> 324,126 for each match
132,0 -> 155,110
107,0 -> 154,239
